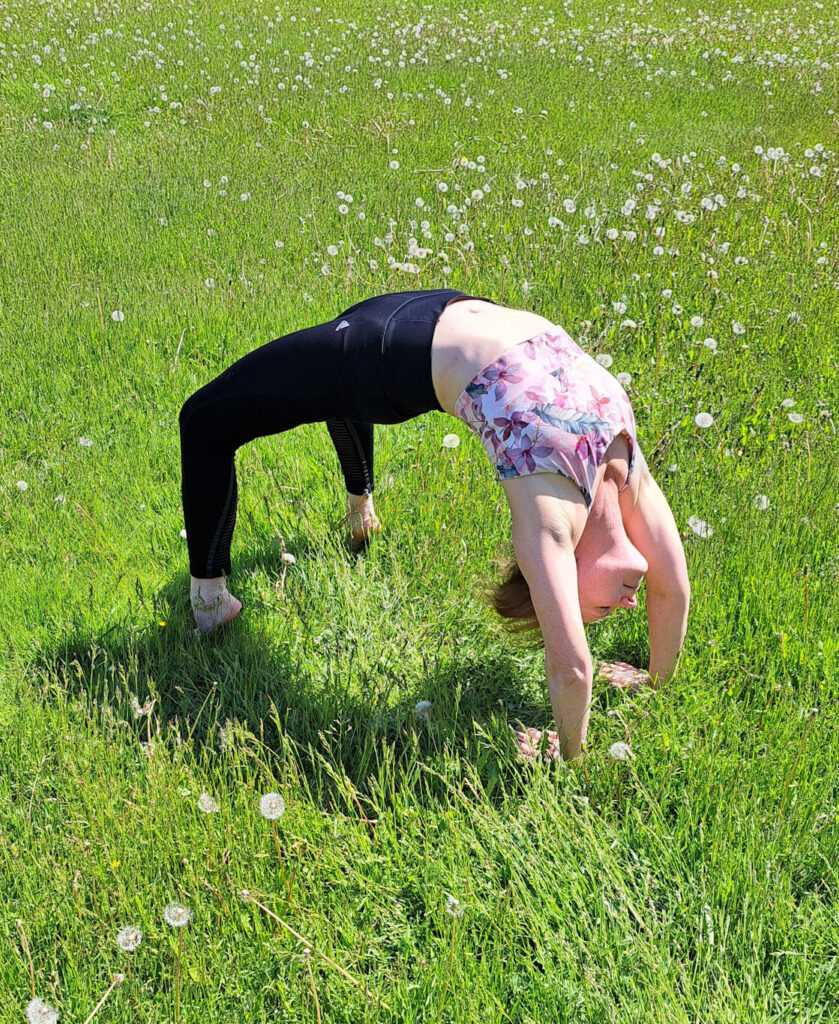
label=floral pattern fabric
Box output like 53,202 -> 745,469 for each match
452,323 -> 639,507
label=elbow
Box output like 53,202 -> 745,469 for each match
545,654 -> 592,688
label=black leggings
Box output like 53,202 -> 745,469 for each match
179,288 -> 496,578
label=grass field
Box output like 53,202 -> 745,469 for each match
1,0 -> 838,1020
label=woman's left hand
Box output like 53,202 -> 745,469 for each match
596,660 -> 652,692
511,726 -> 561,763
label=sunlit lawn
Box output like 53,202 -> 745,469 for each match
1,0 -> 838,1020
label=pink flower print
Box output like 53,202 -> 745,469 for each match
509,435 -> 555,473
588,385 -> 613,419
520,337 -> 542,360
492,410 -> 531,442
484,361 -> 524,399
575,433 -> 595,465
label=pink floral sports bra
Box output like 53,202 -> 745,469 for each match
452,323 -> 640,508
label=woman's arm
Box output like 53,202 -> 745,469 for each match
624,465 -> 691,685
510,505 -> 593,759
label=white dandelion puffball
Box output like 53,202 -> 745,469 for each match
690,315 -> 705,328
442,433 -> 460,448
788,412 -> 804,424
79,436 -> 93,447
688,516 -> 714,538
179,529 -> 187,539
111,310 -> 124,322
163,902 -> 192,928
446,895 -> 464,918
281,552 -> 296,566
198,792 -> 219,814
694,412 -> 714,429
26,998 -> 59,1024
609,741 -> 633,761
16,480 -> 28,491
780,398 -> 795,408
616,372 -> 632,387
414,699 -> 432,719
754,494 -> 770,510
259,792 -> 286,820
117,925 -> 143,952
703,338 -> 718,352
595,353 -> 613,368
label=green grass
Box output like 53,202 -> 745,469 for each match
1,0 -> 838,1020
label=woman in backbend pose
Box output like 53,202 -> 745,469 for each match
179,288 -> 690,760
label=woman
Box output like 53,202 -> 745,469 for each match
179,288 -> 690,760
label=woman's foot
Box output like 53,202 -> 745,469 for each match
190,576 -> 242,634
345,491 -> 382,551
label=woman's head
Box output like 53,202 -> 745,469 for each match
574,523 -> 647,624
490,517 -> 648,641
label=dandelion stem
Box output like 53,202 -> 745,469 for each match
272,819 -> 286,880
174,927 -> 184,1023
82,974 -> 123,1024
305,955 -> 322,1024
242,891 -> 391,1012
15,919 -> 35,998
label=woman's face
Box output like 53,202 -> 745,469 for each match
575,525 -> 648,625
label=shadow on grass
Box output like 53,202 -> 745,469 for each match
28,530 -> 554,812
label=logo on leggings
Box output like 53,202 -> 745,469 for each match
335,319 -> 350,331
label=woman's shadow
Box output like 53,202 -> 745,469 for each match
31,531 -> 554,808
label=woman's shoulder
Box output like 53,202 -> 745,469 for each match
500,472 -> 588,547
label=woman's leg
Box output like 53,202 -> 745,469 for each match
179,318 -> 368,630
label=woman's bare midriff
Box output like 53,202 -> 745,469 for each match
430,298 -> 556,415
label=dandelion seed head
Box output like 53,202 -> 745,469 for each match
780,398 -> 795,408
616,372 -> 632,387
16,480 -> 28,491
694,412 -> 714,428
79,436 -> 93,447
414,700 -> 432,719
688,516 -> 714,538
441,433 -> 460,448
703,337 -> 718,352
117,925 -> 143,952
27,999 -> 59,1024
788,412 -> 804,424
609,741 -> 633,761
111,310 -> 124,322
754,494 -> 770,510
259,792 -> 286,820
281,552 -> 296,565
197,792 -> 219,814
595,353 -> 613,368
163,902 -> 192,928
690,315 -> 704,328
445,895 -> 464,918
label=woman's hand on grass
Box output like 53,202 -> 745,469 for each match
596,660 -> 652,692
511,725 -> 561,763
